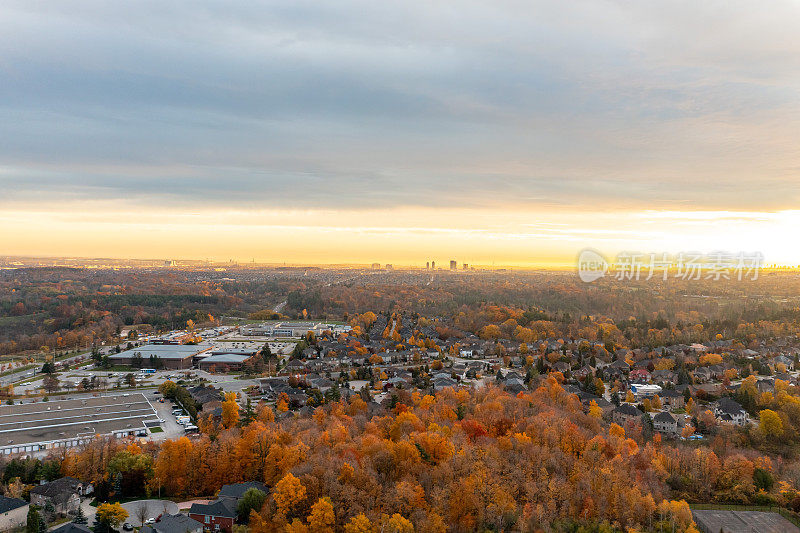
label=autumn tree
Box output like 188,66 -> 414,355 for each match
760,409 -> 783,439
308,497 -> 335,533
222,392 -> 240,429
382,513 -> 414,533
96,502 -> 129,529
625,390 -> 635,403
274,472 -> 307,519
345,514 -> 373,533
237,488 -> 267,522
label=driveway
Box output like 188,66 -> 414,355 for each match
121,500 -> 179,526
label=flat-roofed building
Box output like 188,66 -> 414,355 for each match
198,353 -> 258,372
0,394 -> 157,455
109,344 -> 210,369
239,321 -> 329,338
629,383 -> 662,399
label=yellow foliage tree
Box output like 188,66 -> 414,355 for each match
344,514 -> 374,533
685,397 -> 695,414
285,518 -> 309,533
274,472 -> 307,518
96,502 -> 129,528
222,392 -> 240,429
308,497 -> 335,533
383,513 -> 414,533
588,400 -> 603,419
760,409 -> 783,439
609,423 -> 625,438
651,395 -> 662,410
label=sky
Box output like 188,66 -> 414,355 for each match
2,1 -> 799,266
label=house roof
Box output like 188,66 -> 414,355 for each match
653,411 -> 675,423
614,404 -> 641,417
30,477 -> 83,499
218,481 -> 268,500
716,397 -> 746,415
141,513 -> 203,533
189,499 -> 237,518
187,385 -> 223,405
0,495 -> 26,513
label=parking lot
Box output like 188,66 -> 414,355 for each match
0,393 -> 158,454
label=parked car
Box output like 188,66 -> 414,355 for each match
123,524 -> 133,531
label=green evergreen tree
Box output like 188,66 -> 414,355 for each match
73,505 -> 87,524
26,506 -> 40,533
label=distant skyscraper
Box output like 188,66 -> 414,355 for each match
426,261 -> 430,269
463,263 -> 469,270
450,260 -> 457,270
431,261 -> 435,269
371,263 -> 381,269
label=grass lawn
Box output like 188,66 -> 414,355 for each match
149,426 -> 164,433
0,364 -> 36,377
47,516 -> 71,528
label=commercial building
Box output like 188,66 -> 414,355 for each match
629,383 -> 662,399
198,353 -> 258,372
239,321 -> 329,338
108,344 -> 210,369
0,394 -> 158,455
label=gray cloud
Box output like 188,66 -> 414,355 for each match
1,0 -> 799,211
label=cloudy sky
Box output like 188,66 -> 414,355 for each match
2,1 -> 799,265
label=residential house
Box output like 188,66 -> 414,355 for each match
612,404 -> 642,427
653,411 -> 678,435
140,513 -> 203,533
651,369 -> 675,384
605,359 -> 630,380
692,367 -> 711,382
714,398 -> 749,426
756,379 -> 775,394
433,376 -> 458,391
659,389 -> 685,410
30,477 -> 88,515
0,495 -> 28,532
573,365 -> 595,380
218,481 -> 268,504
629,368 -> 651,382
188,499 -> 237,533
188,385 -> 223,406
